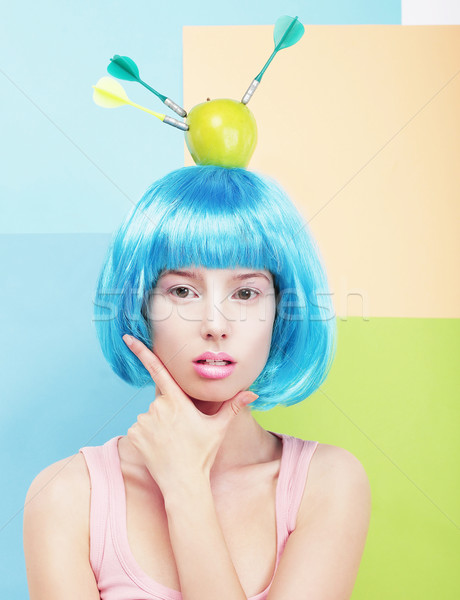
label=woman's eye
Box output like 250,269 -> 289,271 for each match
169,286 -> 196,299
235,288 -> 259,301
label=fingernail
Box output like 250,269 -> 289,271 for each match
123,334 -> 134,347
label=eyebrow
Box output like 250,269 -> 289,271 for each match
159,269 -> 271,283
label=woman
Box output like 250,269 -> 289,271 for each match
24,166 -> 371,599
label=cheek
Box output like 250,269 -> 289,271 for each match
257,296 -> 276,343
148,297 -> 184,357
243,304 -> 276,366
148,293 -> 172,323
254,323 -> 275,365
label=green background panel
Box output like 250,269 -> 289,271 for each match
255,317 -> 460,598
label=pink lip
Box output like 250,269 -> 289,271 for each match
192,361 -> 236,379
193,351 -> 236,363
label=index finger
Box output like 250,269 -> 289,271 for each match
122,334 -> 185,399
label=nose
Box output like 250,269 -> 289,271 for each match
199,294 -> 232,339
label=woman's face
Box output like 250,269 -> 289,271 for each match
147,267 -> 276,408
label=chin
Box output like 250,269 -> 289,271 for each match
184,383 -> 239,404
188,390 -> 233,403
179,367 -> 253,403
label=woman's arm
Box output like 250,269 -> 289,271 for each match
163,476 -> 247,600
267,444 -> 372,600
23,455 -> 101,600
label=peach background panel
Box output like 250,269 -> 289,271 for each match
183,25 -> 460,318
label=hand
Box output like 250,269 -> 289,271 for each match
122,335 -> 258,492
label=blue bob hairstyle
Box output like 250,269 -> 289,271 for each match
94,165 -> 336,411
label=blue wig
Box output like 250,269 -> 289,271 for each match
94,165 -> 336,410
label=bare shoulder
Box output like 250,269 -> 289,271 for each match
299,441 -> 372,524
309,442 -> 370,484
25,451 -> 90,519
24,452 -> 100,599
267,443 -> 371,597
24,452 -> 91,545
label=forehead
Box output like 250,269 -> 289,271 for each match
158,267 -> 273,284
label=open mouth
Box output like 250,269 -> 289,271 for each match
195,360 -> 233,366
192,360 -> 236,379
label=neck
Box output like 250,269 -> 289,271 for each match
209,406 -> 276,476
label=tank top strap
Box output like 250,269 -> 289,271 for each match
79,436 -> 124,580
285,435 -> 319,533
269,432 -> 319,536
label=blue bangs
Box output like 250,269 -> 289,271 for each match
94,165 -> 337,410
137,166 -> 290,279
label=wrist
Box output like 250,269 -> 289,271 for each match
162,473 -> 212,511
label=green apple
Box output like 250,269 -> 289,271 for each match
185,98 -> 257,168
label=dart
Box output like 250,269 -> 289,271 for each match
241,15 -> 305,105
92,77 -> 188,131
107,54 -> 187,118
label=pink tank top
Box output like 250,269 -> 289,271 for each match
79,432 -> 318,600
